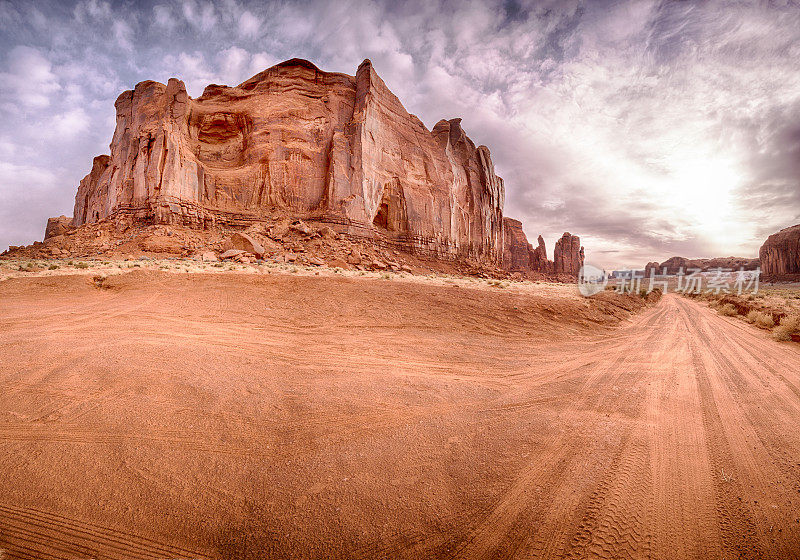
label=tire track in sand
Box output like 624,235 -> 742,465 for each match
0,503 -> 209,560
676,298 -> 765,560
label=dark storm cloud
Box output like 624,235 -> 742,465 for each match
0,0 -> 799,267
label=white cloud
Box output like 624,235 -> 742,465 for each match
73,0 -> 111,22
0,161 -> 58,198
238,10 -> 260,38
217,46 -> 249,85
249,52 -> 278,77
52,108 -> 91,138
161,51 -> 214,96
0,46 -> 61,109
182,0 -> 217,32
0,0 -> 798,265
112,19 -> 134,51
153,5 -> 176,30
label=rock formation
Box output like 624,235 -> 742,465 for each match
44,216 -> 74,240
531,234 -> 552,273
553,233 -> 584,276
760,224 -> 800,280
644,256 -> 760,275
658,256 -> 692,275
4,57 -> 588,278
71,58 -> 504,265
644,262 -> 661,276
501,218 -> 584,277
502,218 -> 536,273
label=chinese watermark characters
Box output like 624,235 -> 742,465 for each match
578,265 -> 760,297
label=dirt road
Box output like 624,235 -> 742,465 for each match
1,271 -> 799,559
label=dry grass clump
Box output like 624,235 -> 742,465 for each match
773,315 -> 800,341
746,310 -> 775,329
717,303 -> 738,317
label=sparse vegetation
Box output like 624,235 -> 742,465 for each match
773,315 -> 800,341
48,264 -> 59,270
747,311 -> 775,329
75,262 -> 89,269
717,303 -> 738,316
91,275 -> 108,289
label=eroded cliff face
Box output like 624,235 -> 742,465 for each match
553,233 -> 584,276
502,218 -> 584,277
73,58 -> 505,264
760,224 -> 800,279
502,218 -> 536,273
645,256 -> 760,275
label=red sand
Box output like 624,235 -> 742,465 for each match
1,271 -> 799,559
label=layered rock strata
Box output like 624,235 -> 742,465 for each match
72,58 -> 505,264
501,218 -> 584,277
760,224 -> 800,280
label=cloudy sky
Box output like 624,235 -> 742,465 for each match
1,0 -> 798,268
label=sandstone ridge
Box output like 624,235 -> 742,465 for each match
5,58 -> 585,278
643,255 -> 760,275
502,218 -> 584,279
760,224 -> 800,281
71,57 -> 504,264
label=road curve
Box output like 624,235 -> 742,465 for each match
1,274 -> 800,559
447,293 -> 800,560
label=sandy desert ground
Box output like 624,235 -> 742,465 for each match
1,267 -> 800,559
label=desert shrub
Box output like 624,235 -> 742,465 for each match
717,303 -> 738,316
747,311 -> 774,329
48,264 -> 59,270
75,262 -> 89,269
91,275 -> 108,289
773,315 -> 800,341
757,313 -> 775,329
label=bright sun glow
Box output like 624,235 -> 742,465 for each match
668,156 -> 744,244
